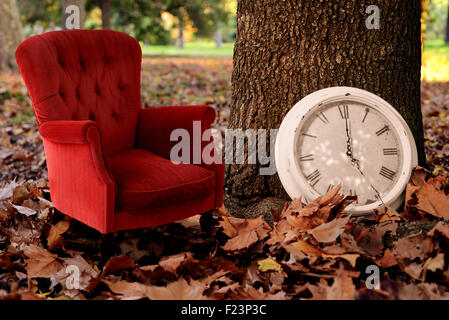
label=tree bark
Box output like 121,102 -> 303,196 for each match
101,0 -> 112,30
445,4 -> 449,44
178,15 -> 185,49
215,21 -> 223,49
226,0 -> 425,205
0,0 -> 24,70
62,0 -> 85,30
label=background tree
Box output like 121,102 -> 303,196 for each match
445,4 -> 449,44
226,0 -> 426,207
85,0 -> 170,44
0,0 -> 24,70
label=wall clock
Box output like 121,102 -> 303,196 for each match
275,87 -> 418,215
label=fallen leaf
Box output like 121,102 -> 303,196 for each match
176,215 -> 201,228
326,264 -> 356,300
24,245 -> 64,278
221,216 -> 271,251
423,253 -> 445,273
393,234 -> 434,261
415,183 -> 449,219
257,258 -> 282,273
104,278 -> 208,300
428,222 -> 449,239
308,215 -> 350,243
47,221 -> 70,250
322,253 -> 360,268
159,252 -> 193,274
11,203 -> 36,216
0,181 -> 18,201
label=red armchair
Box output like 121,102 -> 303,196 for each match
15,30 -> 224,233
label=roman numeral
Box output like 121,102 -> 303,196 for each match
317,112 -> 329,124
326,184 -> 335,193
300,154 -> 314,162
338,105 -> 349,119
379,166 -> 396,181
383,148 -> 398,156
306,169 -> 321,187
362,108 -> 370,123
376,125 -> 390,136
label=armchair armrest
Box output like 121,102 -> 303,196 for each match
39,120 -> 116,233
39,120 -> 97,144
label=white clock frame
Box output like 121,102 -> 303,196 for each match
275,87 -> 418,215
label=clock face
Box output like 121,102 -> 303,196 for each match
275,87 -> 418,215
294,101 -> 403,206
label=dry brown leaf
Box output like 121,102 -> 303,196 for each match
24,245 -> 64,278
229,284 -> 286,300
322,253 -> 360,268
398,283 -> 449,300
286,239 -> 322,257
47,221 -> 70,250
12,186 -> 29,204
403,262 -> 423,280
308,215 -> 350,243
159,252 -> 193,274
104,278 -> 208,300
379,249 -> 398,268
374,206 -> 402,222
393,234 -> 434,261
221,216 -> 271,251
103,255 -> 135,275
0,180 -> 20,201
176,215 -> 201,228
415,182 -> 449,219
318,185 -> 342,206
11,203 -> 36,216
428,222 -> 449,239
216,204 -> 231,217
326,264 -> 356,300
423,253 -> 445,273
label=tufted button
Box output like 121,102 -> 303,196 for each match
57,58 -> 64,68
59,91 -> 65,99
112,112 -> 119,122
103,55 -> 111,63
89,113 -> 95,121
79,58 -> 85,70
75,88 -> 81,100
94,85 -> 101,95
118,84 -> 125,90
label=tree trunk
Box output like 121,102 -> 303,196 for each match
215,21 -> 222,49
62,0 -> 85,30
0,0 -> 24,70
101,0 -> 112,30
178,15 -> 185,49
445,4 -> 449,44
226,0 -> 425,206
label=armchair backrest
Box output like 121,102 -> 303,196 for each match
16,30 -> 142,156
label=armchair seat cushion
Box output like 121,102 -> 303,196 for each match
107,149 -> 215,211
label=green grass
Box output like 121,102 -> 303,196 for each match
141,41 -> 234,58
424,39 -> 449,55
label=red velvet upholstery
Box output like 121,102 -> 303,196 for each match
15,30 -> 224,233
107,149 -> 215,211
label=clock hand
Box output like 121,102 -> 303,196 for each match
344,115 -> 353,158
349,157 -> 386,207
344,116 -> 361,168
